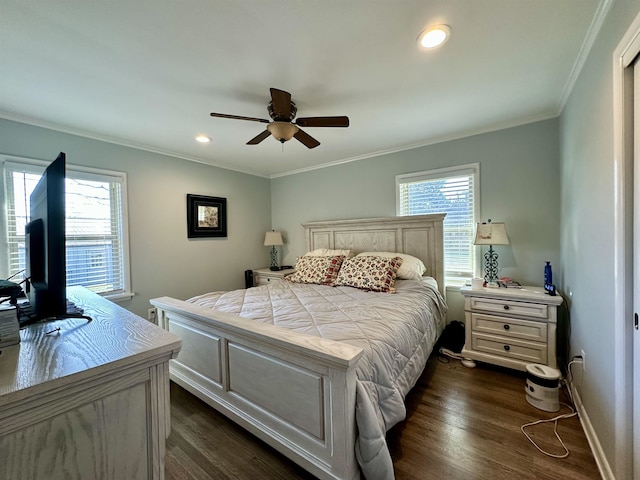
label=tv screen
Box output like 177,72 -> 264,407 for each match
24,152 -> 67,322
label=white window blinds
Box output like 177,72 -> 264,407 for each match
3,160 -> 130,297
397,164 -> 479,286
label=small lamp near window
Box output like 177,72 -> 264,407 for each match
264,230 -> 284,271
473,220 -> 509,286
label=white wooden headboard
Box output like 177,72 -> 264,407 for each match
302,214 -> 446,296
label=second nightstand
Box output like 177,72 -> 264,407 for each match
252,268 -> 295,287
460,285 -> 564,371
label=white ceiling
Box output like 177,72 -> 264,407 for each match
1,0 -> 604,178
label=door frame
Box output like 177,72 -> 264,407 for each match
633,58 -> 640,480
613,12 -> 640,480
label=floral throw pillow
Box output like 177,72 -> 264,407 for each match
285,255 -> 346,285
335,256 -> 403,293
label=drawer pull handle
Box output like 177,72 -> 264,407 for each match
503,324 -> 510,330
503,345 -> 511,351
503,305 -> 510,310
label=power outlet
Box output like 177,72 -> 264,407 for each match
148,307 -> 157,323
580,349 -> 586,372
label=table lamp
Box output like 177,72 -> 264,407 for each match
473,220 -> 509,286
264,231 -> 284,271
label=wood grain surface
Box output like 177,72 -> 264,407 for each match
0,287 -> 182,480
166,355 -> 601,480
0,286 -> 181,401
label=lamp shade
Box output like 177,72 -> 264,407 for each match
264,231 -> 284,246
473,222 -> 509,245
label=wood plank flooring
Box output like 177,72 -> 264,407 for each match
165,355 -> 601,480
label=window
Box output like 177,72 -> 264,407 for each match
2,158 -> 131,298
396,163 -> 479,286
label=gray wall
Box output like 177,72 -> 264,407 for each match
560,1 -> 640,477
0,118 -> 272,318
272,118 -> 561,321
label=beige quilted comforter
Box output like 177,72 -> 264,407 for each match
187,278 -> 447,479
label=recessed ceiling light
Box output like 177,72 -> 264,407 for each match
417,24 -> 451,50
195,135 -> 211,143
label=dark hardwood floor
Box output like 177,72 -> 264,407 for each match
165,355 -> 601,480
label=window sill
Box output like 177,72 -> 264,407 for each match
444,280 -> 470,290
103,291 -> 135,302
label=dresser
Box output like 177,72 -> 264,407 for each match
0,286 -> 182,480
460,285 -> 563,371
253,267 -> 295,286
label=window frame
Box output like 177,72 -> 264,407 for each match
1,155 -> 133,301
396,163 -> 480,287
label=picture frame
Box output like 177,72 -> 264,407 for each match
187,194 -> 227,238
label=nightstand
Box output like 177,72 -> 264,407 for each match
252,268 -> 295,286
460,285 -> 563,371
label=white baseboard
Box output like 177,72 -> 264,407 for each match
568,380 -> 614,479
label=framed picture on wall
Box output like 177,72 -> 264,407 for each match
187,194 -> 227,238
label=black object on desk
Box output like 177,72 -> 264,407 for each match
270,266 -> 293,271
0,280 -> 23,305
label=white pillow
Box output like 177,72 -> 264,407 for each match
304,248 -> 355,258
356,251 -> 426,280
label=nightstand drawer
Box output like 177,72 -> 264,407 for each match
469,297 -> 548,320
252,268 -> 295,287
470,333 -> 547,364
470,313 -> 547,342
255,275 -> 281,286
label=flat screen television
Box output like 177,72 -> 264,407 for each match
21,152 -> 88,326
24,152 -> 67,323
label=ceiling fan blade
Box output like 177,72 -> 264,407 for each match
295,116 -> 350,128
270,88 -> 292,119
210,112 -> 270,123
246,130 -> 271,145
294,129 -> 320,149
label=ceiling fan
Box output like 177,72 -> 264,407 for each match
210,88 -> 349,149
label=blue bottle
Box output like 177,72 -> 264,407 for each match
544,261 -> 552,285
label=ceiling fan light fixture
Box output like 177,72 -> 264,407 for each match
195,135 -> 211,143
267,122 -> 299,143
417,24 -> 451,49
210,87 -> 347,149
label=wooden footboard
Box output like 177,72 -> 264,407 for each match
150,296 -> 364,480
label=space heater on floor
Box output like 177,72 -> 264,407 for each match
525,363 -> 561,412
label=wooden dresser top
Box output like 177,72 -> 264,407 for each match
0,286 -> 181,403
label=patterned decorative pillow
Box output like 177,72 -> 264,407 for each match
335,256 -> 403,293
285,255 -> 346,285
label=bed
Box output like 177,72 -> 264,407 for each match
150,214 -> 446,480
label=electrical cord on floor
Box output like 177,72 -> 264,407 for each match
437,347 -> 463,362
520,357 -> 582,458
520,402 -> 577,458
